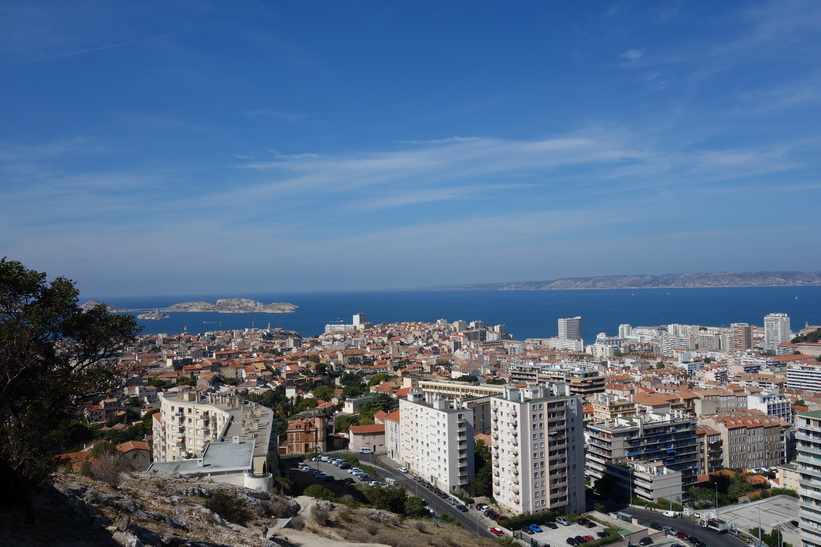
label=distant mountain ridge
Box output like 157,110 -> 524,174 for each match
441,271 -> 821,290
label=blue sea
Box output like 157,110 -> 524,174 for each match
92,287 -> 821,344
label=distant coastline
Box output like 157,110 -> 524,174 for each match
433,270 -> 821,291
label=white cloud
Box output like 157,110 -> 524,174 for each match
619,48 -> 644,60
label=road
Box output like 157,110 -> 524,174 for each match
303,453 -> 497,539
621,507 -> 750,547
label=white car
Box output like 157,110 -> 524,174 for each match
663,511 -> 678,518
398,466 -> 408,473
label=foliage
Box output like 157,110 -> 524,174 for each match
146,378 -> 166,389
204,490 -> 253,526
335,414 -> 361,434
312,385 -> 334,401
438,513 -> 461,526
304,484 -> 339,502
357,393 -> 399,424
494,535 -> 514,546
592,474 -> 624,499
403,495 -> 428,518
295,397 -> 318,412
750,527 -> 792,547
453,375 -> 478,383
359,484 -> 407,513
474,439 -> 493,497
367,373 -> 392,387
0,258 -> 140,513
792,329 -> 821,343
486,378 -> 506,385
728,476 -> 754,500
498,510 -> 559,530
594,503 -> 607,513
90,452 -> 125,489
90,442 -> 118,458
759,487 -> 798,499
274,476 -> 296,495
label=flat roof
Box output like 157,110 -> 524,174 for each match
149,440 -> 255,474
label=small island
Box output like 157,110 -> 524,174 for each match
165,298 -> 297,314
137,310 -> 170,320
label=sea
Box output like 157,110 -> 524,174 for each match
92,286 -> 821,344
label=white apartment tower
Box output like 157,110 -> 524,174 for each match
490,385 -> 585,516
558,316 -> 583,341
764,313 -> 791,352
796,409 -> 821,547
398,389 -> 474,494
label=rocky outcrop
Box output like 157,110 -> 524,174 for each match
166,299 -> 297,314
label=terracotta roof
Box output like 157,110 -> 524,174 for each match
349,424 -> 385,435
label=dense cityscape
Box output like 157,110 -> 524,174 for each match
54,301 -> 821,546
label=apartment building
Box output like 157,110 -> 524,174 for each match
508,362 -> 605,397
151,388 -> 277,491
787,361 -> 821,392
491,385 -> 585,516
748,390 -> 792,424
590,393 -> 637,422
398,388 -> 474,495
795,409 -> 821,547
603,460 -> 682,503
699,410 -> 785,470
558,316 -> 583,341
586,412 -> 698,491
764,313 -> 791,352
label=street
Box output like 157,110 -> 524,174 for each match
621,507 -> 750,547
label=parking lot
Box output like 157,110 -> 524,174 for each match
518,517 -> 611,546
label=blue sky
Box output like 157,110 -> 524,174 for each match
2,1 -> 820,297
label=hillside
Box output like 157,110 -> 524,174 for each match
443,271 -> 821,290
0,470 -> 496,547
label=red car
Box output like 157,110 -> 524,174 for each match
582,536 -> 594,542
490,527 -> 504,536
675,532 -> 690,541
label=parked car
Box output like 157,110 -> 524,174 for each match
597,531 -> 610,538
577,518 -> 590,526
494,515 -> 509,522
556,517 -> 571,526
638,538 -> 654,546
675,531 -> 689,540
528,524 -> 543,533
398,466 -> 408,473
359,447 -> 373,454
489,527 -> 504,537
582,535 -> 594,542
456,504 -> 468,512
690,537 -> 706,547
583,521 -> 596,528
566,538 -> 579,546
545,522 -> 558,529
663,510 -> 678,518
662,526 -> 677,535
476,503 -> 488,511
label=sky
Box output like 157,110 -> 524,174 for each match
2,1 -> 820,297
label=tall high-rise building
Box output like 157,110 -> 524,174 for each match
490,385 -> 585,516
764,313 -> 791,352
796,409 -> 821,547
731,323 -> 753,351
558,316 -> 582,341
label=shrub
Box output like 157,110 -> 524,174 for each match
311,504 -> 331,526
204,490 -> 253,526
91,452 -> 125,489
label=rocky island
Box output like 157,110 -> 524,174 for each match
166,298 -> 297,314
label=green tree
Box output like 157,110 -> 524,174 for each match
312,385 -> 334,401
473,439 -> 493,497
0,259 -> 140,515
727,478 -> 754,500
335,414 -> 360,434
404,495 -> 428,518
368,373 -> 392,387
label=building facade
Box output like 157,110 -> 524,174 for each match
764,313 -> 791,352
796,409 -> 821,547
586,412 -> 698,491
491,385 -> 585,516
558,316 -> 583,341
699,410 -> 785,470
398,389 -> 474,495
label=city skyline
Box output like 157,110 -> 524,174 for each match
2,1 -> 821,296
